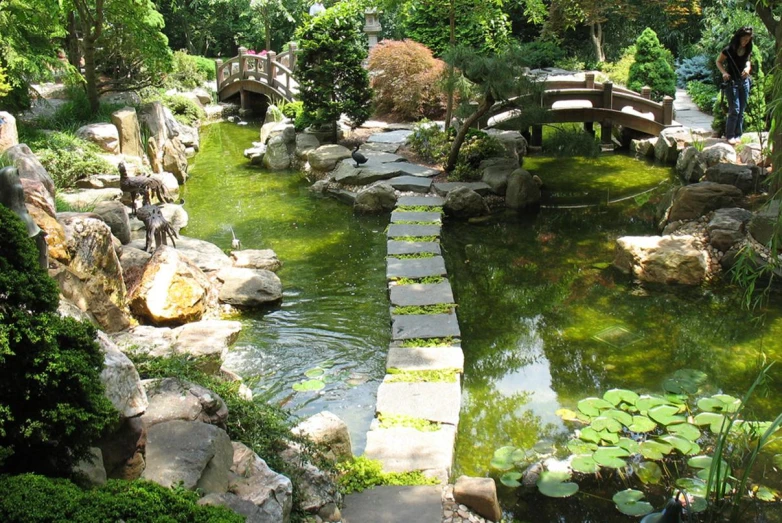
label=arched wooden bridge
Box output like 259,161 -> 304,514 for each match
216,45 -> 299,109
485,73 -> 677,144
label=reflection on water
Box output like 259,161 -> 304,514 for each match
182,122 -> 390,452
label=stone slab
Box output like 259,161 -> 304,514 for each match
333,161 -> 409,185
360,142 -> 400,154
367,130 -> 413,144
397,163 -> 440,178
432,182 -> 492,196
389,176 -> 432,193
342,485 -> 444,523
391,312 -> 460,339
386,346 -> 464,373
390,282 -> 454,306
387,257 -> 447,279
397,196 -> 445,207
390,211 -> 442,224
387,224 -> 441,238
376,379 -> 461,425
387,241 -> 441,256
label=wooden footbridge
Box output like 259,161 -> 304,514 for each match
216,45 -> 299,109
485,72 -> 676,143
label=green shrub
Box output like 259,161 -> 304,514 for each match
168,51 -> 215,89
0,474 -> 243,522
0,206 -> 118,475
32,85 -> 126,131
277,100 -> 312,131
457,133 -> 504,168
542,124 -> 600,157
408,121 -> 451,164
627,28 -> 676,101
335,456 -> 438,494
192,55 -> 217,82
517,41 -> 566,69
164,94 -> 206,126
686,80 -> 718,114
603,46 -> 636,87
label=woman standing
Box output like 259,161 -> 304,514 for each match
716,27 -> 754,145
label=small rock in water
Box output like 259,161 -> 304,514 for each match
237,121 -> 248,126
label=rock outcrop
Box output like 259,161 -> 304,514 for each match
614,235 -> 710,285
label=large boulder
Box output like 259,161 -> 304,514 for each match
480,163 -> 515,195
178,123 -> 200,152
674,146 -> 704,183
354,182 -> 397,214
57,188 -> 123,210
142,420 -> 234,494
444,186 -> 489,219
229,442 -> 293,523
244,143 -> 267,165
129,235 -> 231,273
216,267 -> 282,307
453,476 -> 502,523
654,127 -> 701,164
231,249 -> 282,272
505,168 -> 541,210
76,123 -> 120,154
141,378 -> 228,428
97,415 -> 147,480
6,143 -> 55,198
280,444 -> 342,515
110,325 -> 176,358
263,135 -> 292,170
95,331 -> 148,418
21,177 -> 56,217
27,204 -> 69,263
128,245 -> 212,326
703,163 -> 762,194
707,207 -> 752,253
0,111 -> 19,153
748,200 -> 781,247
485,129 -> 527,161
296,133 -> 320,160
700,142 -> 737,168
93,200 -> 132,245
308,145 -> 351,172
111,107 -> 145,158
163,138 -> 189,184
172,319 -> 242,362
292,412 -> 352,463
75,448 -> 107,486
631,137 -> 657,158
665,182 -> 743,224
261,121 -> 295,146
614,235 -> 709,285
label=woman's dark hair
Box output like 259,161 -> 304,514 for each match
729,26 -> 754,54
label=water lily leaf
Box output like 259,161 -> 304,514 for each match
639,440 -> 673,460
628,415 -> 657,433
604,389 -> 640,406
578,397 -> 614,417
304,367 -> 325,378
675,477 -> 707,496
663,369 -> 706,394
712,394 -> 741,412
660,434 -> 693,455
537,471 -> 579,498
533,440 -> 555,454
648,405 -> 685,426
557,408 -> 582,422
568,439 -> 597,455
493,446 -> 519,460
571,455 -> 599,474
696,466 -> 731,484
613,489 -> 654,516
603,409 -> 633,427
672,368 -> 708,385
579,427 -> 601,444
636,395 -> 672,414
491,446 -> 520,471
755,485 -> 778,502
617,437 -> 640,454
636,461 -> 662,484
668,423 -> 701,442
687,455 -> 713,469
733,420 -> 773,437
592,416 -> 623,433
664,393 -> 689,405
693,412 -> 728,433
500,472 -> 522,487
697,395 -> 740,413
292,379 -> 325,392
597,429 -> 620,445
594,447 -> 629,469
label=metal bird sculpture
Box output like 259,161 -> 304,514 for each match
230,227 -> 242,250
352,144 -> 368,168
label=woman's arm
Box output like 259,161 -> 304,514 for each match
742,53 -> 751,78
716,52 -> 731,81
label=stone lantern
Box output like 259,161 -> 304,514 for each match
363,9 -> 382,50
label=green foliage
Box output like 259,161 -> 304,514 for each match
389,251 -> 436,258
386,369 -> 459,382
451,133 -> 505,181
408,121 -> 451,164
335,456 -> 438,494
168,51 -> 210,89
377,413 -> 440,432
603,45 -> 636,87
25,85 -> 126,131
627,28 -> 676,101
147,94 -> 207,126
399,337 -> 455,348
368,39 -> 446,121
394,275 -> 446,285
516,41 -> 566,69
0,205 -> 117,474
686,81 -> 717,114
294,1 -> 372,131
0,474 -> 243,522
399,0 -> 510,56
392,303 -> 455,315
394,235 -> 439,242
676,55 -> 711,88
276,100 -> 311,131
542,124 -> 600,157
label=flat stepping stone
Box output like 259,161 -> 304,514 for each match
333,161 -> 410,186
390,282 -> 454,306
342,485 -> 444,523
387,257 -> 446,279
389,176 -> 432,193
386,346 -> 464,373
387,241 -> 441,256
356,150 -> 408,163
387,224 -> 441,238
397,163 -> 440,178
367,130 -> 413,144
390,211 -> 442,224
397,196 -> 445,207
360,142 -> 400,154
376,378 -> 461,425
363,427 -> 455,485
391,312 -> 460,340
432,182 -> 492,196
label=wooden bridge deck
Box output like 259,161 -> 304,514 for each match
216,45 -> 299,108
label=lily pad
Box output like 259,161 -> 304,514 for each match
579,427 -> 602,444
648,405 -> 685,426
604,389 -> 640,406
578,397 -> 614,417
490,446 -> 524,471
628,415 -> 657,433
668,423 -> 701,442
636,462 -> 662,484
617,437 -> 640,454
639,440 -> 673,460
537,471 -> 579,498
664,369 -> 708,395
603,409 -> 633,427
556,408 -> 582,422
594,447 -> 630,469
597,429 -> 620,445
755,485 -> 778,502
697,395 -> 740,414
568,439 -> 597,455
687,455 -> 714,469
675,477 -> 707,496
304,367 -> 325,378
693,412 -> 728,433
571,455 -> 600,474
292,379 -> 325,392
613,489 -> 654,517
660,434 -> 693,455
500,472 -> 522,487
592,416 -> 623,433
636,395 -> 672,414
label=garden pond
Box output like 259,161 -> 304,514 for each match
184,122 -> 782,521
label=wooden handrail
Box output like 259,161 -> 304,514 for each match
216,43 -> 299,101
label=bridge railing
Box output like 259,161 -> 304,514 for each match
215,43 -> 298,101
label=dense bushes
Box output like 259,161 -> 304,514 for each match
163,94 -> 206,126
603,46 -> 636,87
542,124 -> 600,157
168,51 -> 215,90
676,55 -> 711,88
517,41 -> 566,69
628,28 -> 676,100
368,40 -> 446,121
0,205 -> 117,475
0,474 -> 243,522
686,80 -> 717,114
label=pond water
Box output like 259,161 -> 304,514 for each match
184,121 -> 782,521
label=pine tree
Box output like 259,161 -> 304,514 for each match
628,28 -> 676,101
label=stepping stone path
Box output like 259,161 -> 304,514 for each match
362,193 -> 465,486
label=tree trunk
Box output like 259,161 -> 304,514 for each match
83,34 -> 100,112
754,4 -> 781,193
445,93 -> 495,172
589,22 -> 605,63
66,11 -> 80,69
443,0 -> 456,127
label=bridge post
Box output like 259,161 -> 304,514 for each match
601,81 -> 614,144
585,72 -> 595,89
641,86 -> 651,100
662,96 -> 674,125
215,59 -> 223,95
288,42 -> 297,74
267,51 -> 277,85
238,47 -> 248,110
